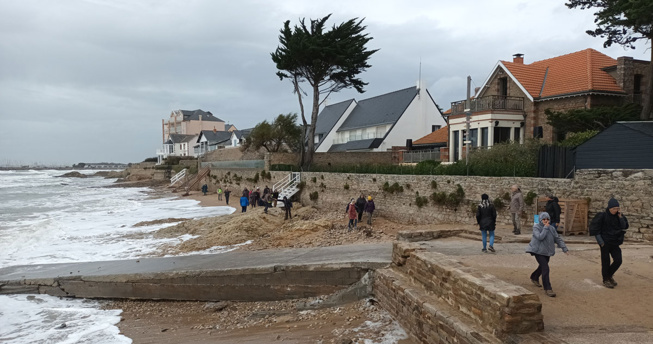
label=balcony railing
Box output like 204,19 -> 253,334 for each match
450,96 -> 524,116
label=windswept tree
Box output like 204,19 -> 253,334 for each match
566,0 -> 653,119
271,14 -> 378,169
242,113 -> 302,153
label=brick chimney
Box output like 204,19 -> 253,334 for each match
513,53 -> 524,64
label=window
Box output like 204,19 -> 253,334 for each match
453,131 -> 459,162
376,126 -> 385,138
469,128 -> 478,147
481,127 -> 488,147
431,125 -> 441,132
634,74 -> 643,94
494,127 -> 511,144
514,127 -> 521,143
499,77 -> 508,97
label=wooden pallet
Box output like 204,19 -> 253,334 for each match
537,197 -> 589,236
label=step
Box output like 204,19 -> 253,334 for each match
391,242 -> 544,337
374,267 -> 503,344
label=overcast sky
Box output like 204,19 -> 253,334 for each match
0,0 -> 649,166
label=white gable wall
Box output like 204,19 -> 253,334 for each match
375,88 -> 446,151
315,101 -> 357,153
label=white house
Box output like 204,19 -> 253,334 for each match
156,133 -> 198,164
195,130 -> 234,156
313,82 -> 446,152
228,128 -> 252,148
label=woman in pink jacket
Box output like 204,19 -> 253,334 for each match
346,199 -> 358,231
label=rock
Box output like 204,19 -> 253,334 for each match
54,323 -> 67,330
204,301 -> 232,312
339,338 -> 353,344
57,172 -> 87,178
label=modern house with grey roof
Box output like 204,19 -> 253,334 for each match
314,82 -> 446,152
575,121 -> 653,169
195,130 -> 234,156
157,133 -> 198,164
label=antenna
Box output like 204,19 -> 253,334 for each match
417,57 -> 422,98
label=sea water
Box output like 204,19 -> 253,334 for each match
0,170 -> 236,343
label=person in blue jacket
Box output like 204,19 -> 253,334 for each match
526,212 -> 569,297
240,195 -> 249,213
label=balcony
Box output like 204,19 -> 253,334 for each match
450,96 -> 524,116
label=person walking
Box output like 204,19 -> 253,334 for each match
224,188 -> 231,205
509,184 -> 525,235
242,187 -> 249,198
364,196 -> 375,226
217,187 -> 223,201
589,198 -> 629,289
545,193 -> 561,230
282,196 -> 292,220
526,212 -> 569,297
201,184 -> 208,196
355,194 -> 366,223
346,198 -> 358,231
263,192 -> 273,214
249,187 -> 257,209
272,190 -> 279,208
240,194 -> 249,213
476,194 -> 497,253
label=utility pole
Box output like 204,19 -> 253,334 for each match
465,76 -> 472,176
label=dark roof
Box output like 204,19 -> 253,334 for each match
168,134 -> 197,144
327,138 -> 384,152
225,124 -> 236,131
336,87 -> 418,131
617,121 -> 653,137
198,130 -> 232,144
233,128 -> 253,139
314,99 -> 355,148
180,109 -> 224,122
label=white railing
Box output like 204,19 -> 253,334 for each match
170,168 -> 187,186
272,172 -> 300,193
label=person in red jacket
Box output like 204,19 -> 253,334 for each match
346,199 -> 358,231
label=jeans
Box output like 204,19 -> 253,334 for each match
366,212 -> 373,225
511,213 -> 521,233
241,206 -> 247,213
225,194 -> 230,205
530,254 -> 552,290
600,244 -> 622,281
481,230 -> 494,250
264,201 -> 270,213
348,219 -> 357,230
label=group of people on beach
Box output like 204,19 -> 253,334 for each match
476,184 -> 628,298
345,193 -> 376,231
236,186 -> 292,219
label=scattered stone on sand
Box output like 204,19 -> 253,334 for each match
133,218 -> 191,227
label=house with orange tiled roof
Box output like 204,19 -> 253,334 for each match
446,49 -> 650,162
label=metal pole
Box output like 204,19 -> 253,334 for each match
466,76 -> 471,176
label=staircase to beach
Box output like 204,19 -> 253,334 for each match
173,167 -> 210,193
273,172 -> 301,207
169,168 -> 187,187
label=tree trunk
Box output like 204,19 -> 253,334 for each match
641,45 -> 653,120
302,84 -> 320,170
293,76 -> 307,168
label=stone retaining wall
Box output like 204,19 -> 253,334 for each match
202,168 -> 653,241
390,242 -> 543,337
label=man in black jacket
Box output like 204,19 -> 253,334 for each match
545,194 -> 561,231
355,194 -> 367,223
589,198 -> 629,289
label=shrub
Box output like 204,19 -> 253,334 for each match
470,202 -> 478,214
309,191 -> 319,201
405,183 -> 411,190
525,191 -> 537,206
502,192 -> 511,201
415,195 -> 429,208
430,191 -> 447,205
297,181 -> 306,191
372,178 -> 377,182
344,183 -> 350,190
494,198 -> 505,210
321,175 -> 324,179
382,181 -> 403,193
319,182 -> 326,189
559,130 -> 599,147
311,176 -> 317,183
431,180 -> 438,189
142,157 -> 158,163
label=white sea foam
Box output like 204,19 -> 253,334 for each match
0,170 -> 238,343
0,294 -> 131,344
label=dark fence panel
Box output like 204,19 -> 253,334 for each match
537,146 -> 575,178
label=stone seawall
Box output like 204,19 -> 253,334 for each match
205,168 -> 653,241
